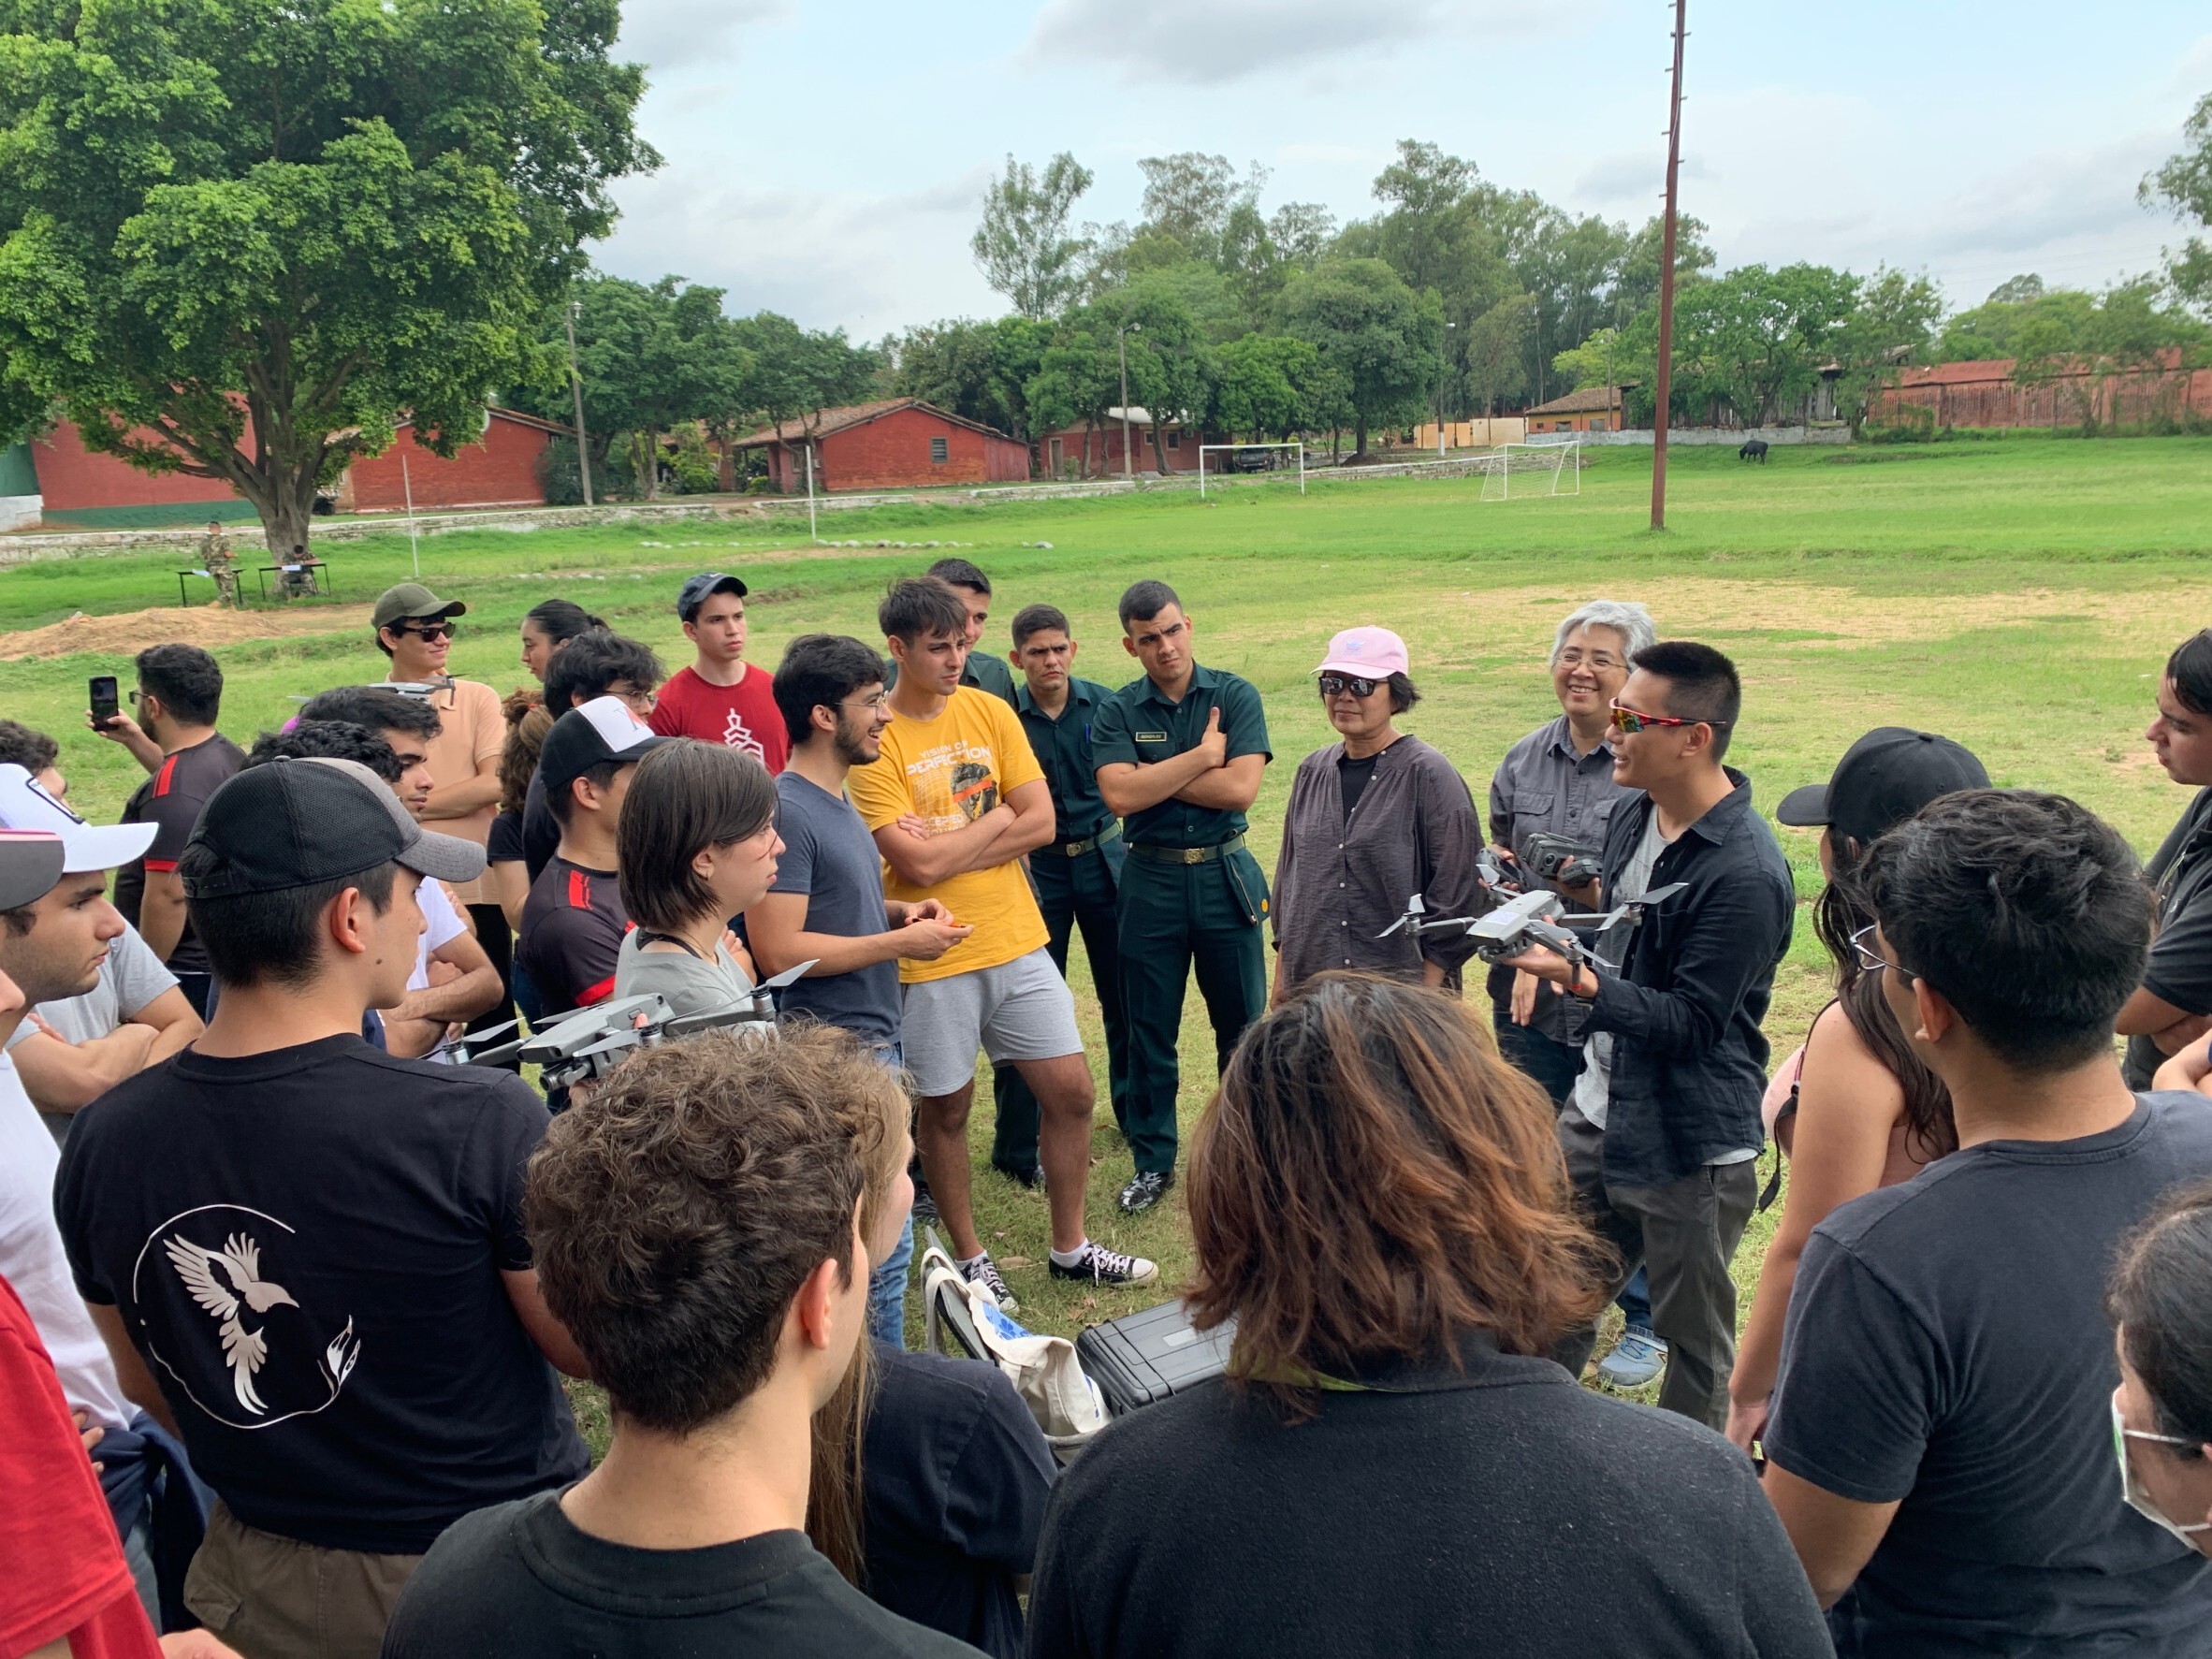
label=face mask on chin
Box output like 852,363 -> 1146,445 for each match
2112,1391 -> 2212,1547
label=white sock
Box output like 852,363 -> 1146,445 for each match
1050,1241 -> 1092,1268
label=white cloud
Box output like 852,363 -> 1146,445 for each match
597,163 -> 1000,332
615,0 -> 788,71
1018,0 -> 1566,87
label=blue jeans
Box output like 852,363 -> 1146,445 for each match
867,1040 -> 914,1348
870,1213 -> 914,1348
1619,1263 -> 1652,1331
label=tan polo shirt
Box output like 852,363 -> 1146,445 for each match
421,677 -> 504,907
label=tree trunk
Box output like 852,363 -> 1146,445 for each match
1354,412 -> 1369,457
1149,423 -> 1172,475
718,438 -> 735,492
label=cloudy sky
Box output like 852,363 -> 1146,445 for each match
596,0 -> 2212,337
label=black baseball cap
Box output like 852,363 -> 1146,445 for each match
182,757 -> 486,898
677,572 -> 748,622
1777,728 -> 1991,850
538,695 -> 668,805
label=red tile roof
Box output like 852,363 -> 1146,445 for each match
730,399 -> 1014,448
1522,385 -> 1624,416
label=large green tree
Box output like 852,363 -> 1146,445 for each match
0,0 -> 651,552
970,153 -> 1094,321
1277,258 -> 1441,455
2143,92 -> 2212,313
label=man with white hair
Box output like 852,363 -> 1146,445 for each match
1489,599 -> 1662,1387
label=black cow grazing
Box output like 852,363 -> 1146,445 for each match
1739,438 -> 1770,463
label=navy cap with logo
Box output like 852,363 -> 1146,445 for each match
182,757 -> 487,898
537,695 -> 670,807
677,572 -> 748,623
1777,728 -> 1991,851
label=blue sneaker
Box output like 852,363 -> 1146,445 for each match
1596,1325 -> 1668,1389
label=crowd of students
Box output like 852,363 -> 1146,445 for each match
3,560 -> 2212,1659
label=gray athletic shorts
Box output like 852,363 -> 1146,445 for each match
900,946 -> 1083,1098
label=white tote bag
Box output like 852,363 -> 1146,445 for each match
919,1241 -> 1107,1450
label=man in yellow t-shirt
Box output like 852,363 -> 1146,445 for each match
850,576 -> 1156,1309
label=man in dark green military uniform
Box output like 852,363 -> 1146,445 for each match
1092,579 -> 1272,1214
989,602 -> 1132,1186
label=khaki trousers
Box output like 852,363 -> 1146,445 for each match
184,1501 -> 423,1659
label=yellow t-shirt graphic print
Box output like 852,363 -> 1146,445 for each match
848,686 -> 1050,982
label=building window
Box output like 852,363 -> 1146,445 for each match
1591,418 -> 1608,432
1167,429 -> 1181,449
929,436 -> 949,463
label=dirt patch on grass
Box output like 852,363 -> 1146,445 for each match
0,602 -> 376,662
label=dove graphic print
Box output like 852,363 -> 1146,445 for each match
138,1205 -> 359,1429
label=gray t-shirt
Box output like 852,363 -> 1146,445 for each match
613,930 -> 759,1019
1572,811 -> 1669,1131
769,770 -> 901,1046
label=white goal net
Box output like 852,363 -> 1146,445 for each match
1480,439 -> 1582,501
1198,442 -> 1306,498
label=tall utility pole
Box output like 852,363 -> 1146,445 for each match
1651,0 -> 1688,531
1116,322 -> 1142,480
1436,319 -> 1456,458
565,299 -> 594,508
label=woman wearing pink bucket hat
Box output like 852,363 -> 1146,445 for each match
1270,627 -> 1484,1001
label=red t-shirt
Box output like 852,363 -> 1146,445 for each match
648,663 -> 789,773
0,1273 -> 162,1659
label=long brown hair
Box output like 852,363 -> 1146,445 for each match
497,691 -> 550,817
1815,851 -> 1956,1165
805,1045 -> 910,1583
1187,973 -> 1612,1422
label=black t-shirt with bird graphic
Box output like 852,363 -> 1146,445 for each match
54,1033 -> 589,1554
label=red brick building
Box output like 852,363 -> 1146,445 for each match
731,399 -> 1032,492
1869,352 -> 2212,430
336,408 -> 569,513
25,408 -> 570,527
1035,407 -> 1220,478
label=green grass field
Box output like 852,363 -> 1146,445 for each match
9,434 -> 2212,1404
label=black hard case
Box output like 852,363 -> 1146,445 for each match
1075,1301 -> 1236,1416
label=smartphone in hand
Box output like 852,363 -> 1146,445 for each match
88,675 -> 122,729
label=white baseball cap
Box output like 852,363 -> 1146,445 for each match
0,764 -> 158,873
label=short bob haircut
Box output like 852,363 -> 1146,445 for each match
525,1026 -> 872,1433
1551,599 -> 1656,665
1186,973 -> 1611,1420
2108,1176 -> 2212,1445
1320,671 -> 1421,714
617,739 -> 779,933
880,575 -> 970,646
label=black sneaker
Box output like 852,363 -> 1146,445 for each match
992,1160 -> 1048,1190
1049,1241 -> 1159,1287
959,1252 -> 1018,1315
910,1162 -> 939,1225
1117,1170 -> 1173,1215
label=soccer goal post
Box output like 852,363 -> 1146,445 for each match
1198,442 -> 1306,499
1479,439 -> 1582,502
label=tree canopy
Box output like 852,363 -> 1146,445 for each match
0,0 -> 653,549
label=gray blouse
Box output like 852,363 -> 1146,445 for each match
1271,735 -> 1485,992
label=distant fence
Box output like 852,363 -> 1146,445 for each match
1869,363 -> 2212,431
1576,425 -> 1852,447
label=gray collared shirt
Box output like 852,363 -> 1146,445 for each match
1487,714 -> 1635,1041
1271,735 -> 1484,991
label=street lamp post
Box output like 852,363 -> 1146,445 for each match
1437,319 -> 1457,458
1117,322 -> 1142,481
565,299 -> 594,509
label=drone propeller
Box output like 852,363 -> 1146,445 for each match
756,957 -> 821,992
1379,893 -> 1429,938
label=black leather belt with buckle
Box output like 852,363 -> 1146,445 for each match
1128,832 -> 1244,866
1054,826 -> 1122,858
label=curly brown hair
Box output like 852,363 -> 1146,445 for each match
1186,973 -> 1612,1420
497,691 -> 551,818
524,1026 -> 873,1433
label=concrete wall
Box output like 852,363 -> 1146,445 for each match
1412,418 -> 1528,448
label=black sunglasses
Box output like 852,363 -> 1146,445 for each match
1317,675 -> 1383,698
395,621 -> 456,641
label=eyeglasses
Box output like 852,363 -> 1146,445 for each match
1608,698 -> 1729,735
1317,675 -> 1383,698
398,622 -> 455,642
1849,924 -> 1919,985
840,692 -> 892,713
